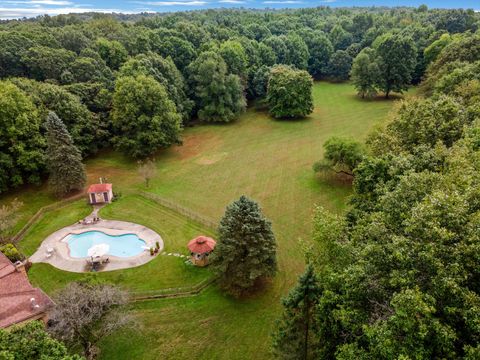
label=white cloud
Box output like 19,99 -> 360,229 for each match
2,0 -> 74,5
263,0 -> 301,3
0,6 -> 122,18
133,0 -> 207,5
28,0 -> 74,4
219,0 -> 246,3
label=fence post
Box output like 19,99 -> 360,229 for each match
11,192 -> 85,243
137,191 -> 217,230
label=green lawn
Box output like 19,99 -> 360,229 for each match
5,82 -> 403,359
18,200 -> 92,256
97,83 -> 400,359
28,195 -> 214,294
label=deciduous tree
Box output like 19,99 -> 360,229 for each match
327,50 -> 353,81
95,38 -> 128,70
119,53 -> 193,121
304,31 -> 333,79
111,75 -> 182,158
267,65 -> 313,119
0,321 -> 82,360
0,81 -> 45,193
313,137 -> 364,177
350,47 -> 381,98
220,40 -> 248,79
138,159 -> 156,188
374,33 -> 417,98
48,282 -> 132,360
187,51 -> 245,123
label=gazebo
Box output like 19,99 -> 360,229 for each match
188,236 -> 216,267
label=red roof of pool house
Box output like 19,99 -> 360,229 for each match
0,252 -> 54,328
87,183 -> 112,193
188,236 -> 216,254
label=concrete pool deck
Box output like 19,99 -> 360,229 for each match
30,219 -> 163,273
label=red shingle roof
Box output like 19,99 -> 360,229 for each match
188,236 -> 216,254
87,183 -> 112,193
0,252 -> 54,328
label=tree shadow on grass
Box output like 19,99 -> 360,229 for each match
348,92 -> 406,103
313,171 -> 353,187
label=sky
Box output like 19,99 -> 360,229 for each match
0,0 -> 478,20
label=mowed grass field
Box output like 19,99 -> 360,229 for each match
26,195 -> 214,294
2,82 -> 402,359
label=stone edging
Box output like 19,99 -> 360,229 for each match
29,219 -> 163,273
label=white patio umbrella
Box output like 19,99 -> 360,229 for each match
87,243 -> 110,258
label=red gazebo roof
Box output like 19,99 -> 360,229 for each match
188,236 -> 216,254
87,183 -> 112,193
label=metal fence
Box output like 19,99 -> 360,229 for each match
138,191 -> 218,229
131,276 -> 217,301
10,190 -> 218,299
12,193 -> 85,243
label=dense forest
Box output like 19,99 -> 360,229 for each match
272,14 -> 480,360
2,6 -> 480,358
0,6 -> 478,194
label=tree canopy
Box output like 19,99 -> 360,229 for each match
111,74 -> 182,158
0,81 -> 44,193
212,195 -> 277,296
0,321 -> 82,360
374,33 -> 417,98
187,51 -> 245,123
45,111 -> 86,197
0,6 -> 476,192
281,29 -> 480,359
267,65 -> 313,119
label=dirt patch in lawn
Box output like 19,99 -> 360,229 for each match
173,133 -> 224,161
195,152 -> 228,165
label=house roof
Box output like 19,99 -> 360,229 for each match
0,252 -> 54,328
87,183 -> 112,193
188,236 -> 216,254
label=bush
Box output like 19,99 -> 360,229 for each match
0,243 -> 24,262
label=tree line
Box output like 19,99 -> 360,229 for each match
0,6 -> 478,195
274,30 -> 480,359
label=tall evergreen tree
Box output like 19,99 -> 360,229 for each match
272,264 -> 321,360
45,111 -> 86,197
212,195 -> 277,296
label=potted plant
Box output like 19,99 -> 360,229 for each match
150,247 -> 154,256
155,241 -> 160,253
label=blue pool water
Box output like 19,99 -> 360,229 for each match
66,231 -> 146,258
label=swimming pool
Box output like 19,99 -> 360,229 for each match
66,231 -> 147,258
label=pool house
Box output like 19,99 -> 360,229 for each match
87,183 -> 113,205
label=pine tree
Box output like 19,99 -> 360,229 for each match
45,111 -> 86,197
212,195 -> 277,296
272,264 -> 321,360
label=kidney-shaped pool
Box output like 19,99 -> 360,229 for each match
66,231 -> 146,258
